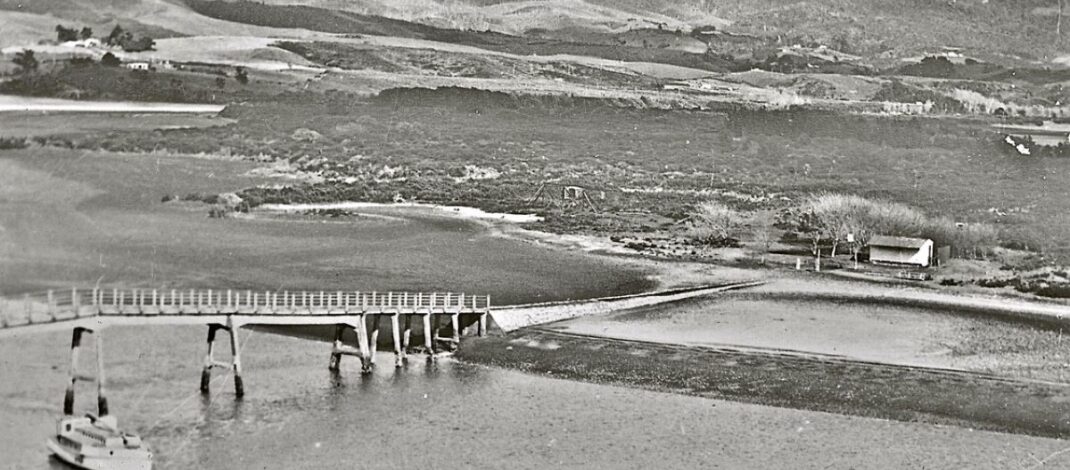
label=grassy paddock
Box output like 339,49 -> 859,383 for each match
33,87 -> 1070,262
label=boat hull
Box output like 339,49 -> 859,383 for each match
47,438 -> 152,470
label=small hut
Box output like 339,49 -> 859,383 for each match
868,236 -> 934,267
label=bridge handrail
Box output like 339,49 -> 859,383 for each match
0,288 -> 490,329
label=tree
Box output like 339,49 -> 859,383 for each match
106,25 -> 126,46
100,52 -> 121,67
121,36 -> 155,52
55,25 -> 78,42
215,77 -> 226,89
688,201 -> 746,246
80,27 -> 93,41
12,49 -> 38,75
235,66 -> 249,85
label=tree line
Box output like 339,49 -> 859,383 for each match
53,24 -> 155,52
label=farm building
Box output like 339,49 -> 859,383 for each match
123,62 -> 151,71
868,235 -> 934,267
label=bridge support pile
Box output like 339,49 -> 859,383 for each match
326,310 -> 488,374
200,317 -> 244,397
63,327 -> 108,416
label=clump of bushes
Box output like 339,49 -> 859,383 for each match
796,193 -> 999,259
0,137 -> 28,150
686,201 -> 744,247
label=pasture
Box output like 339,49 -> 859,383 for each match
53,88 -> 1070,262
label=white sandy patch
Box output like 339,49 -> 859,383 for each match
259,201 -> 543,223
0,95 -> 225,113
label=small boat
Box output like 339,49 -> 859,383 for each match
46,414 -> 152,470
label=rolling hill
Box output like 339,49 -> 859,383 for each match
188,0 -> 1070,65
0,0 -> 316,48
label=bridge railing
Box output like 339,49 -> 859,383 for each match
0,288 -> 491,328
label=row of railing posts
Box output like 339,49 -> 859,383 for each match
4,289 -> 490,326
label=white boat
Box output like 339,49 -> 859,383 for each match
46,414 -> 152,470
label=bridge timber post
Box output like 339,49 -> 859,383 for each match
63,327 -> 108,416
354,315 -> 371,373
402,315 -> 413,360
199,317 -> 244,397
327,316 -> 375,374
369,315 -> 380,366
328,325 -> 345,372
390,313 -> 403,367
423,314 -> 435,358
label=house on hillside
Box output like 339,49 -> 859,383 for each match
869,235 -> 934,267
123,62 -> 150,71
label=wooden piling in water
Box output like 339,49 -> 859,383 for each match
227,317 -> 244,397
450,313 -> 460,351
355,315 -> 371,373
390,314 -> 402,367
64,327 -> 84,415
369,315 -> 380,366
95,330 -> 108,416
423,314 -> 434,358
200,324 -> 220,394
329,324 -> 345,371
402,314 -> 412,357
63,327 -> 108,416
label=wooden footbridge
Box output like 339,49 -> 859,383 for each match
0,288 -> 491,415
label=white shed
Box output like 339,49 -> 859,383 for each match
868,235 -> 933,267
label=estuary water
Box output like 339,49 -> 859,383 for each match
2,147 -> 1070,469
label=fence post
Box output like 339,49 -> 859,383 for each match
72,288 -> 80,316
47,290 -> 55,320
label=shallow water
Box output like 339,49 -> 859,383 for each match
0,149 -> 652,303
2,325 -> 1069,470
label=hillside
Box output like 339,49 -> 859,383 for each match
5,0 -> 1068,67
241,0 -> 726,34
0,0 -> 316,47
193,0 -> 1070,66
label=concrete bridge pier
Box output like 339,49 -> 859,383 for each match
199,318 -> 244,397
63,327 -> 108,416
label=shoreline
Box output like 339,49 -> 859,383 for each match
258,201 -> 544,224
262,200 -> 1070,326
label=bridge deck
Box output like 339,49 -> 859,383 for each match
0,288 -> 491,333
